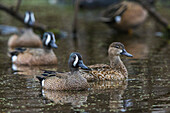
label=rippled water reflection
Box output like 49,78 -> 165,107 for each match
0,1 -> 170,113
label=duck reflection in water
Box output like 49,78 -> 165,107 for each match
88,80 -> 131,112
40,89 -> 88,107
39,80 -> 130,111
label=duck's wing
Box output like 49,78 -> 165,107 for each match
80,64 -> 111,81
89,64 -> 122,80
9,47 -> 27,58
101,2 -> 127,22
28,48 -> 46,56
9,47 -> 42,57
36,71 -> 70,90
41,70 -> 68,79
36,71 -> 68,85
89,64 -> 110,69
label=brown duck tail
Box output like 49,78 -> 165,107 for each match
9,48 -> 27,57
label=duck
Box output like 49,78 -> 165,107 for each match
82,42 -> 133,81
101,1 -> 148,33
8,11 -> 42,48
36,52 -> 91,91
9,32 -> 58,66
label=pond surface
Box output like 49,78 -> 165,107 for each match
0,1 -> 170,113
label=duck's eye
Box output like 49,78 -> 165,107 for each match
115,46 -> 119,48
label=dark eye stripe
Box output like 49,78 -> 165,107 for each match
115,45 -> 119,48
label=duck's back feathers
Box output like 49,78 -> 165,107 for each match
82,64 -> 125,81
37,71 -> 89,91
8,29 -> 42,48
10,48 -> 57,66
101,2 -> 127,23
101,1 -> 148,31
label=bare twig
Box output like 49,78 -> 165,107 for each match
15,0 -> 22,12
72,0 -> 80,38
0,3 -> 47,31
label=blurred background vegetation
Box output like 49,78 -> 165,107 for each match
0,0 -> 170,37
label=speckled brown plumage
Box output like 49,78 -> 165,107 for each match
42,71 -> 89,91
8,29 -> 42,48
101,1 -> 148,31
13,48 -> 57,66
82,63 -> 127,81
36,52 -> 91,91
82,42 -> 132,81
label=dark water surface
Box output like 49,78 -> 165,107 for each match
0,1 -> 170,113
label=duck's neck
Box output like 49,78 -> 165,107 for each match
109,55 -> 128,77
43,47 -> 53,53
70,68 -> 79,74
70,70 -> 85,80
24,28 -> 34,35
25,28 -> 33,32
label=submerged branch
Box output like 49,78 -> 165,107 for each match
0,3 -> 47,31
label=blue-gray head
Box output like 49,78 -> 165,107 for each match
42,32 -> 58,49
68,52 -> 91,72
24,11 -> 35,26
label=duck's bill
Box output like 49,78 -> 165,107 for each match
78,60 -> 91,71
50,41 -> 58,48
121,49 -> 133,57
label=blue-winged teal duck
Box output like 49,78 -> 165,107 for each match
101,1 -> 148,32
8,11 -> 42,48
36,52 -> 91,91
82,42 -> 133,81
10,32 -> 58,66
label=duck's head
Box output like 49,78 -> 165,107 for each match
108,42 -> 133,57
68,52 -> 91,72
42,32 -> 58,49
24,11 -> 35,26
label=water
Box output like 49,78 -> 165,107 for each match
0,1 -> 170,113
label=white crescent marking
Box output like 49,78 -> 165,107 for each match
42,79 -> 45,87
45,34 -> 51,45
12,55 -> 17,62
73,54 -> 79,67
30,12 -> 35,23
24,12 -> 29,23
52,33 -> 55,42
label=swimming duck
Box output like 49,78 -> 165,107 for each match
36,52 -> 91,91
10,32 -> 58,66
8,11 -> 42,48
101,1 -> 148,33
82,42 -> 133,81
